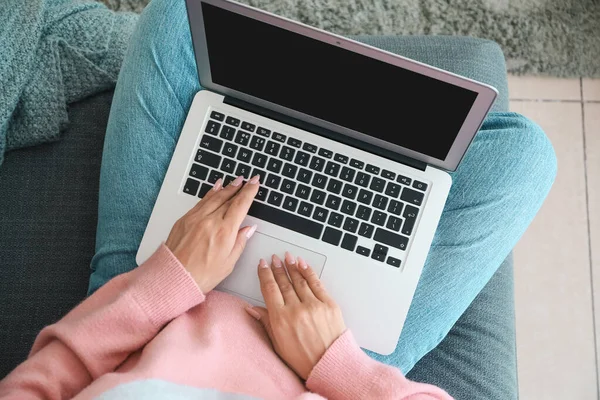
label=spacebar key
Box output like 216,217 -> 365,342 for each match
248,201 -> 324,239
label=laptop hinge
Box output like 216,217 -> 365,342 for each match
223,96 -> 427,172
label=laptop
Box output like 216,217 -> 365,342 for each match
136,0 -> 497,355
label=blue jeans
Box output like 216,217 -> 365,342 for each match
90,0 -> 556,373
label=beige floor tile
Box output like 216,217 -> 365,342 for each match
510,101 -> 597,399
583,79 -> 600,102
508,75 -> 581,101
585,103 -> 600,388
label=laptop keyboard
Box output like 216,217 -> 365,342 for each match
183,110 -> 429,269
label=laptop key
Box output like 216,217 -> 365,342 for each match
303,143 -> 317,153
356,205 -> 372,221
207,170 -> 224,184
341,200 -> 357,216
294,151 -> 310,166
322,227 -> 343,246
205,121 -> 221,135
373,194 -> 388,210
287,137 -> 302,148
210,111 -> 224,121
341,184 -> 358,200
371,244 -> 388,262
342,217 -> 359,233
387,257 -> 401,268
388,200 -> 403,215
183,178 -> 200,196
196,150 -> 221,168
220,126 -> 236,141
370,177 -> 385,192
267,191 -> 284,207
200,135 -> 223,153
327,212 -> 343,228
326,178 -> 343,194
355,172 -> 370,187
334,154 -> 349,164
235,131 -> 251,146
313,206 -> 328,222
251,153 -> 268,168
413,180 -> 428,191
356,246 -> 370,257
297,168 -> 313,184
257,127 -> 271,137
198,183 -> 213,198
241,121 -> 255,132
282,196 -> 299,212
381,169 -> 395,180
256,186 -> 269,201
251,168 -> 266,183
298,201 -> 314,217
282,163 -> 298,179
235,163 -> 251,179
266,158 -> 283,174
273,132 -> 286,142
312,173 -> 328,189
340,166 -> 355,182
248,201 -> 323,240
325,161 -> 341,177
295,184 -> 311,200
350,159 -> 364,169
265,174 -> 281,189
357,189 -> 373,205
222,142 -> 238,158
225,116 -> 240,127
374,228 -> 409,251
358,222 -> 374,238
397,175 -> 412,185
385,182 -> 402,198
371,211 -> 386,226
221,158 -> 236,174
224,175 -> 236,186
249,136 -> 266,151
341,233 -> 358,251
309,156 -> 325,172
325,194 -> 341,211
281,179 -> 296,195
386,216 -> 403,232
280,146 -> 295,161
366,164 -> 380,175
237,148 -> 253,163
265,141 -> 280,156
402,205 -> 419,236
189,164 -> 208,181
318,148 -> 333,159
401,187 -> 424,206
310,189 -> 326,205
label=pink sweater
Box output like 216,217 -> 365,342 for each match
0,245 -> 452,400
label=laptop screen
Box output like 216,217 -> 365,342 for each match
201,2 -> 479,161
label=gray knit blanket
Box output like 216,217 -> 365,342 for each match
0,0 -> 138,167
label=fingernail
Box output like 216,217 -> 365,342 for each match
212,178 -> 223,191
246,307 -> 261,320
231,175 -> 243,187
285,251 -> 295,265
245,224 -> 257,239
249,174 -> 260,184
272,254 -> 282,268
259,259 -> 269,269
297,256 -> 308,270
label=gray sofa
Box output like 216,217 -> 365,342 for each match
0,35 -> 516,399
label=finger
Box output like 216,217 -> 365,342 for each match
222,174 -> 261,224
245,306 -> 274,340
284,253 -> 315,302
296,256 -> 333,304
183,177 -> 224,218
193,175 -> 245,217
227,224 -> 258,263
271,254 -> 299,304
257,258 -> 285,309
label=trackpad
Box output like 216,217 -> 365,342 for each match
217,232 -> 327,305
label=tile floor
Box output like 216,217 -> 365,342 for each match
508,76 -> 600,399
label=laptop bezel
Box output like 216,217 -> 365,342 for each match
185,0 -> 498,172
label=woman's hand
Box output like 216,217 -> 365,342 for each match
245,252 -> 346,380
166,175 -> 260,294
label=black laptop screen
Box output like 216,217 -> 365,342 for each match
201,2 -> 478,160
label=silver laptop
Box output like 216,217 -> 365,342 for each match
137,0 -> 497,355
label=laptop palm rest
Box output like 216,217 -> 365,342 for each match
217,232 -> 327,305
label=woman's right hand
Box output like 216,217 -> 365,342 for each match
245,252 -> 347,380
165,175 -> 260,294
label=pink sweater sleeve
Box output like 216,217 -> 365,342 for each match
306,331 -> 453,400
0,244 -> 204,400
